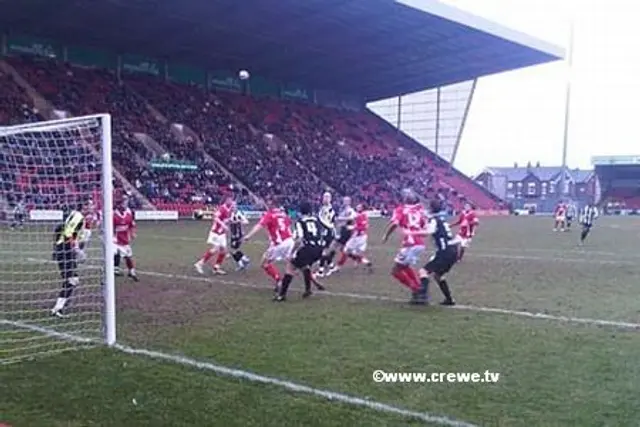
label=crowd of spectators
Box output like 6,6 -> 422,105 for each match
127,78 -> 327,207
2,54 -> 503,212
7,57 -> 250,207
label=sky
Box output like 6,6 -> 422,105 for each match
437,0 -> 640,176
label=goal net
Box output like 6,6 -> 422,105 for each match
0,114 -> 115,364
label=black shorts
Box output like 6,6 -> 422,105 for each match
55,247 -> 77,280
336,226 -> 352,246
566,215 -> 573,223
14,213 -> 24,221
424,246 -> 458,276
322,228 -> 335,248
230,236 -> 242,251
291,246 -> 324,269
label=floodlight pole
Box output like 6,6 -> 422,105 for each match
561,18 -> 575,197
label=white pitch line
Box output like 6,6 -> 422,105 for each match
0,318 -> 477,427
141,270 -> 640,330
13,258 -> 640,328
138,234 -> 638,265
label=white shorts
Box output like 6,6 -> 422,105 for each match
207,232 -> 227,249
394,245 -> 426,266
265,238 -> 295,262
454,235 -> 471,248
555,215 -> 566,222
115,244 -> 133,258
344,235 -> 367,254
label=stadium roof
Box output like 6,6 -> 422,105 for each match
0,0 -> 564,101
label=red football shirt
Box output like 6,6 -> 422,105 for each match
113,208 -> 135,245
210,204 -> 232,235
259,208 -> 292,245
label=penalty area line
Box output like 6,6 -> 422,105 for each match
0,319 -> 477,427
141,270 -> 640,331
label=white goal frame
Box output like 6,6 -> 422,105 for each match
0,113 -> 116,347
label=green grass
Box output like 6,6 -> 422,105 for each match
2,216 -> 640,426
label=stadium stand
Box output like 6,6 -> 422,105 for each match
2,55 -> 511,213
593,157 -> 640,212
0,0 -> 563,215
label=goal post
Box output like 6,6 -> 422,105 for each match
0,114 -> 115,364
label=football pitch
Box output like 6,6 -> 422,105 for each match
2,215 -> 640,427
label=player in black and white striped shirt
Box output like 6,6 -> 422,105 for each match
274,201 -> 326,302
317,191 -> 336,277
229,205 -> 251,271
579,203 -> 599,245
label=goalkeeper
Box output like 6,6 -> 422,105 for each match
50,207 -> 85,318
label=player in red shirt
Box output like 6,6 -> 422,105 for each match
244,198 -> 294,291
554,201 -> 567,232
381,189 -> 427,303
335,203 -> 373,272
79,198 -> 101,252
113,195 -> 138,281
451,203 -> 479,261
194,196 -> 234,275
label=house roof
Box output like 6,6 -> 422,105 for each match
483,166 -> 593,183
0,0 -> 564,101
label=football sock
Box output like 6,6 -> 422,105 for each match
392,268 -> 418,291
404,267 -> 421,289
302,269 -> 313,293
348,254 -> 362,263
581,229 -> 589,242
125,257 -> 135,270
263,263 -> 280,281
337,252 -> 348,266
114,253 -> 121,268
420,277 -> 430,296
59,277 -> 78,300
200,250 -> 213,263
232,251 -> 243,262
52,297 -> 67,312
437,279 -> 453,302
327,250 -> 336,265
280,273 -> 293,296
458,247 -> 466,261
215,252 -> 226,266
319,257 -> 327,269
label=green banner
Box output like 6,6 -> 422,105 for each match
67,46 -> 117,70
250,75 -> 279,97
209,70 -> 242,92
6,35 -> 61,59
121,53 -> 162,76
168,63 -> 206,86
150,161 -> 197,171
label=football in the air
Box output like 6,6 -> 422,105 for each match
238,70 -> 250,80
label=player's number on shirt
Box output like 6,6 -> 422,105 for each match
439,221 -> 453,249
306,221 -> 318,236
443,221 -> 452,237
407,212 -> 421,228
276,217 -> 288,232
